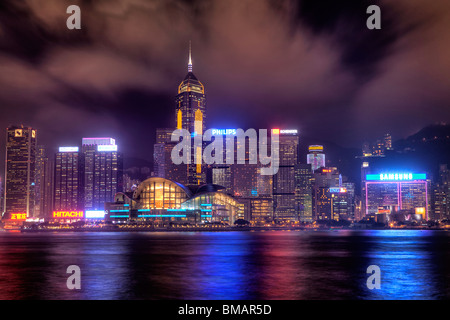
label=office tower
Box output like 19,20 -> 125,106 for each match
156,128 -> 174,144
372,139 -> 384,156
315,187 -> 333,220
433,164 -> 450,220
123,173 -> 140,192
54,146 -> 84,212
273,130 -> 299,221
330,187 -> 351,221
384,133 -> 393,151
175,44 -> 207,185
153,128 -> 180,180
154,142 -> 187,183
0,176 -> 3,214
3,126 -> 37,219
365,172 -> 429,220
212,165 -> 232,192
82,138 -> 123,211
362,142 -> 372,157
295,163 -> 313,222
307,145 -> 325,172
35,146 -> 54,218
354,196 -> 364,221
249,197 -> 273,224
311,167 -> 340,220
341,182 -> 355,220
360,161 -> 370,218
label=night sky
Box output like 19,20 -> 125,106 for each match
0,0 -> 449,175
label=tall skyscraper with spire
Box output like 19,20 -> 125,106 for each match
174,43 -> 207,185
175,42 -> 207,134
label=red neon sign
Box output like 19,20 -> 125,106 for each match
11,213 -> 27,220
52,211 -> 84,219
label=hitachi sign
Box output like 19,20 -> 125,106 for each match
53,211 -> 84,219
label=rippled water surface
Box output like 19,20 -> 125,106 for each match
0,230 -> 449,300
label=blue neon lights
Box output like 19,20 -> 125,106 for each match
138,215 -> 186,218
366,173 -> 427,181
85,210 -> 106,219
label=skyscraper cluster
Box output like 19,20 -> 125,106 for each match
2,46 -> 449,228
362,133 -> 393,157
1,128 -> 123,227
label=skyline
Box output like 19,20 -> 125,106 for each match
1,0 -> 450,175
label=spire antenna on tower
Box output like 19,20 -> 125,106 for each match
188,41 -> 193,73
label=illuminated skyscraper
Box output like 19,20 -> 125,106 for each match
174,44 -> 207,185
311,167 -> 341,220
295,163 -> 313,222
3,126 -> 37,219
384,133 -> 393,151
54,147 -> 84,212
432,164 -> 449,220
35,145 -> 54,218
273,130 -> 299,221
82,138 -> 123,210
365,172 -> 429,220
307,145 -> 325,172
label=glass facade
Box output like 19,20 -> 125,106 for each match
133,178 -> 190,210
180,192 -> 243,224
366,180 -> 429,219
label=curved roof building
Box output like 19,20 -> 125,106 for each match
106,177 -> 243,224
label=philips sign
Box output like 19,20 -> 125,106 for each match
366,173 -> 427,181
211,129 -> 237,136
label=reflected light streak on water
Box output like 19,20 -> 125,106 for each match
0,230 -> 449,300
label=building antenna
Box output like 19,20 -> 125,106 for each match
188,41 -> 193,73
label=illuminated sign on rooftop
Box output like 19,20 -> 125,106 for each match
329,187 -> 347,193
211,129 -> 237,136
11,213 -> 27,220
280,130 -> 298,135
59,147 -> 79,153
52,211 -> 84,219
366,173 -> 427,181
85,210 -> 106,219
82,137 -> 116,146
97,145 -> 118,152
309,145 -> 324,153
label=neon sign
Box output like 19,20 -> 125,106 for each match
329,187 -> 347,193
211,129 -> 237,136
59,147 -> 79,152
309,145 -> 324,152
280,130 -> 298,134
85,210 -> 106,219
11,213 -> 27,220
53,211 -> 84,219
97,145 -> 118,152
366,173 -> 427,181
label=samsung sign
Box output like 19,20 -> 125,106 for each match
366,173 -> 427,181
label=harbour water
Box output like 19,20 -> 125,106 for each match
0,230 -> 449,300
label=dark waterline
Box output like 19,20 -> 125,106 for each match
0,230 -> 449,300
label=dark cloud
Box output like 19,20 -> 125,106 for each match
0,0 -> 449,176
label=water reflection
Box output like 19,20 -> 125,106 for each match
361,230 -> 442,300
0,230 -> 449,299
